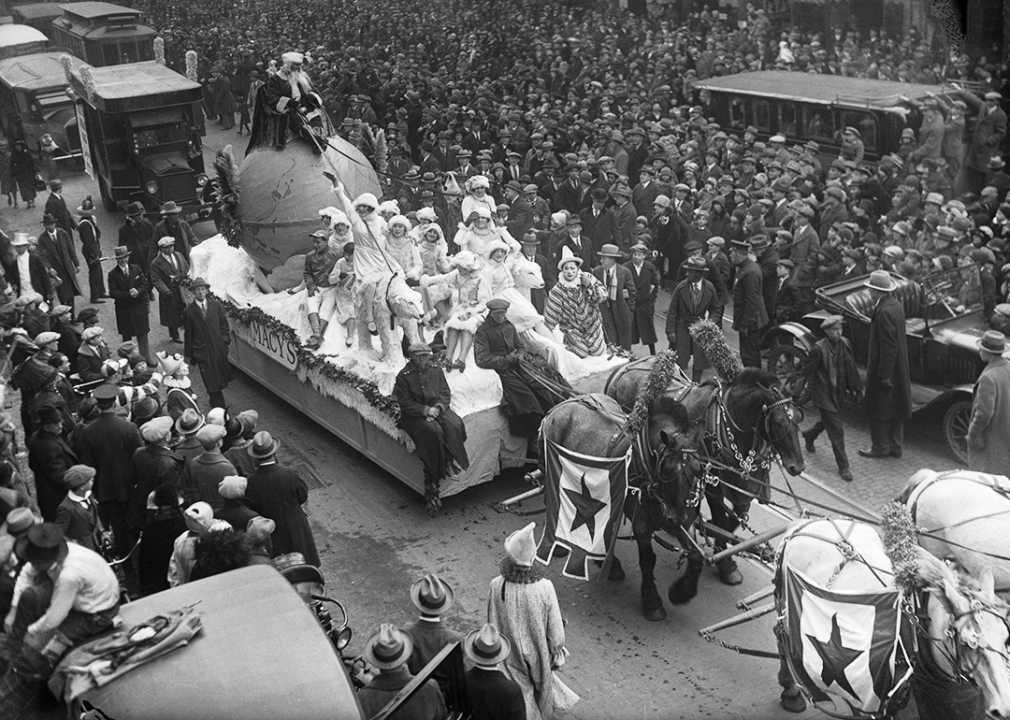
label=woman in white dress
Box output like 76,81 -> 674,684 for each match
460,174 -> 497,222
422,250 -> 490,372
481,239 -> 553,340
453,206 -> 519,260
384,215 -> 422,283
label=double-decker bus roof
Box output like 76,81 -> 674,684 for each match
0,51 -> 82,91
693,71 -> 951,108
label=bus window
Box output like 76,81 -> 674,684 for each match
15,91 -> 32,116
754,100 -> 770,131
779,103 -> 797,137
840,110 -> 877,151
803,108 -> 835,141
729,98 -> 745,129
104,44 -> 119,66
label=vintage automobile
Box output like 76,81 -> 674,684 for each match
764,266 -> 989,463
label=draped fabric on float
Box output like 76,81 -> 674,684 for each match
536,438 -> 628,580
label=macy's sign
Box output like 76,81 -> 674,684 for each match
249,320 -> 299,370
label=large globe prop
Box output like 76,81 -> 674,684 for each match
236,136 -> 381,272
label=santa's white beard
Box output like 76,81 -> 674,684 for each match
280,67 -> 312,101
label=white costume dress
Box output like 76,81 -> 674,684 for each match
481,254 -> 544,333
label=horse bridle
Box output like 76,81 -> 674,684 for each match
925,594 -> 1010,685
760,393 -> 803,446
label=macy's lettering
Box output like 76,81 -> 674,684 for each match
250,321 -> 299,369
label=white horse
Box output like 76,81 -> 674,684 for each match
902,469 -> 1010,598
775,517 -> 1010,719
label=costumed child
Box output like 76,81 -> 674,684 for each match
460,175 -> 497,223
481,239 -> 555,342
417,222 -> 454,326
454,206 -> 519,259
329,242 -> 357,347
421,250 -> 491,372
319,206 -> 352,254
385,215 -> 423,286
544,246 -> 608,358
377,200 -> 401,223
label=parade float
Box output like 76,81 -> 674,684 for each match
196,79 -> 628,500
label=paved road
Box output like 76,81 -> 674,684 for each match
0,122 -> 960,719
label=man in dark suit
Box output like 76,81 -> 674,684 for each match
79,383 -> 142,558
406,574 -> 464,695
244,431 -> 320,566
108,245 -> 152,365
4,232 -> 52,302
118,202 -> 157,295
552,165 -> 584,215
666,256 -> 720,381
858,270 -> 912,459
27,405 -> 77,521
430,131 -> 456,173
37,213 -> 81,314
150,237 -> 190,343
730,239 -> 768,368
54,465 -> 104,552
593,244 -> 636,350
552,215 -> 595,271
520,232 -> 550,309
752,235 -> 780,331
183,277 -> 231,409
464,623 -> 525,720
626,243 -> 659,353
153,201 -> 198,262
76,197 -> 106,303
43,179 -> 77,238
580,188 -> 620,257
503,180 -> 533,241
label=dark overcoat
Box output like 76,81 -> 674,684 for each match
245,461 -> 319,566
731,259 -> 769,330
804,336 -> 862,413
183,298 -> 231,393
27,428 -> 78,521
466,667 -> 526,720
625,260 -> 659,346
591,262 -> 636,350
865,294 -> 912,421
79,412 -> 143,504
118,218 -> 157,275
150,251 -> 190,328
666,277 -> 719,373
129,444 -> 184,528
44,192 -> 77,237
37,228 -> 81,301
108,263 -> 151,337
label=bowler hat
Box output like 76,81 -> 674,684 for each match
590,188 -> 609,202
465,623 -> 511,666
125,201 -> 144,217
48,179 -> 63,191
248,430 -> 281,459
364,623 -> 414,670
14,523 -> 68,566
5,508 -> 37,536
863,270 -> 896,292
36,405 -> 62,425
410,573 -> 455,615
42,212 -> 57,225
189,277 -> 210,289
980,330 -> 1007,354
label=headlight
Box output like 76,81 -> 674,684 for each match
145,181 -> 159,195
196,173 -> 209,187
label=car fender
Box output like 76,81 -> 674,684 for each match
763,321 -> 818,353
923,385 -> 974,409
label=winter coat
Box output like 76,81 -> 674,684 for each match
625,260 -> 659,346
182,450 -> 235,509
27,428 -> 78,521
153,218 -> 197,262
129,444 -> 184,528
108,263 -> 151,338
967,357 -> 1010,474
592,263 -> 636,350
36,228 -> 81,302
804,336 -> 862,413
118,219 -> 157,275
865,294 -> 912,421
731,259 -> 768,330
245,461 -> 319,566
150,251 -> 190,329
78,411 -> 143,504
962,93 -> 1009,172
183,298 -> 231,393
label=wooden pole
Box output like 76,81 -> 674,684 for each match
736,585 -> 775,610
698,602 -> 775,636
710,524 -> 790,565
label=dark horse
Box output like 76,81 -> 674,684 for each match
606,360 -> 805,607
538,393 -> 702,621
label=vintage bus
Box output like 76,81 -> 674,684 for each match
693,71 -> 953,161
0,51 -> 83,154
0,24 -> 50,60
52,1 -> 157,66
67,58 -> 208,212
9,3 -> 64,39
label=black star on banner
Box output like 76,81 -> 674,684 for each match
563,473 -> 606,540
807,613 -> 862,700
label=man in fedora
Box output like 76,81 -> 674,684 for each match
153,201 -> 197,262
43,178 -> 76,239
592,244 -> 636,350
118,202 -> 156,297
504,180 -> 533,240
465,623 -> 525,720
76,197 -> 107,303
150,237 -> 190,343
666,255 -> 719,381
407,573 -> 463,691
38,212 -> 81,314
967,330 -> 1010,473
3,232 -> 51,305
730,238 -> 768,368
27,405 -> 77,521
580,187 -> 620,255
79,383 -> 142,559
183,277 -> 231,409
108,245 -> 152,365
0,523 -> 119,682
858,270 -> 912,459
520,231 -> 549,309
244,431 -> 319,566
174,408 -> 206,462
358,623 -> 446,720
393,343 -> 469,514
554,214 -> 594,272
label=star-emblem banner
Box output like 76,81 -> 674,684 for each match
536,438 -> 629,580
783,566 -> 912,717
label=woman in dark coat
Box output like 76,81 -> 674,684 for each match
624,243 -> 659,353
107,247 -> 152,361
137,483 -> 187,596
9,140 -> 37,208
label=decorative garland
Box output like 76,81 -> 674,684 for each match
621,349 -> 679,438
690,319 -> 742,383
880,501 -> 920,597
213,295 -> 401,422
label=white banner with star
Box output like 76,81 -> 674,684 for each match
783,566 -> 913,718
536,438 -> 629,581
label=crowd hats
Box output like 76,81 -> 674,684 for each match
161,201 -> 183,215
184,502 -> 215,533
36,405 -> 62,425
864,270 -> 896,292
176,408 -> 205,436
248,430 -> 281,459
504,521 -> 537,567
197,423 -> 227,448
65,465 -> 96,489
684,256 -> 708,272
364,623 -> 414,670
5,508 -> 37,537
140,415 -> 174,443
126,201 -> 145,217
557,245 -> 583,270
113,246 -> 131,259
158,236 -> 176,249
465,623 -> 511,666
410,573 -> 455,615
218,475 -> 248,500
486,298 -> 510,311
598,244 -> 622,259
821,315 -> 844,330
979,330 -> 1007,354
407,341 -> 432,355
76,197 -> 96,216
14,523 -> 68,566
190,277 -> 210,289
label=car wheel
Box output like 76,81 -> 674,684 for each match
766,343 -> 811,406
943,400 -> 971,466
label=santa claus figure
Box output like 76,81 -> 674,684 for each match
248,51 -> 332,153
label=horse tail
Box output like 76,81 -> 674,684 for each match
898,468 -> 940,504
